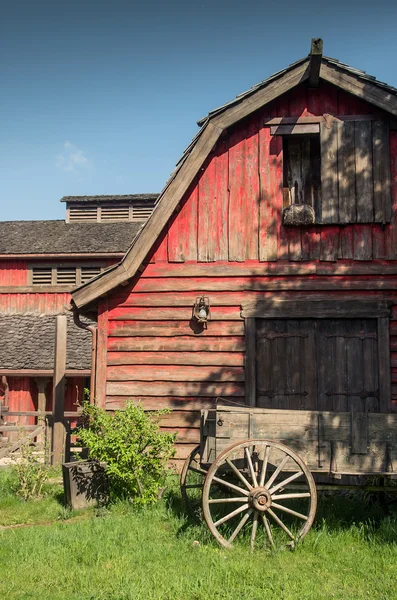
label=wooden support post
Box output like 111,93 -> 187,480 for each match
35,377 -> 49,450
51,315 -> 67,466
308,38 -> 323,88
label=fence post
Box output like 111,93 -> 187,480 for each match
51,315 -> 67,466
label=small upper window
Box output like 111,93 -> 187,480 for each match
30,264 -> 104,286
269,117 -> 392,225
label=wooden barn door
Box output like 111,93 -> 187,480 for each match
255,318 -> 380,413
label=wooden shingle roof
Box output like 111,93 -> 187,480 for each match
0,220 -> 143,255
0,312 -> 92,371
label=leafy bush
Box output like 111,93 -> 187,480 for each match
12,437 -> 50,501
75,401 -> 176,504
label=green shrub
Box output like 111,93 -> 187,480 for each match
11,437 -> 50,501
75,401 -> 176,504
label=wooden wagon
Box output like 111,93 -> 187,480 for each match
180,399 -> 397,549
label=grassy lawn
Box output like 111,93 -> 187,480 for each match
1,468 -> 397,600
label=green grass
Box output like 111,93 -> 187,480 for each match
1,469 -> 397,600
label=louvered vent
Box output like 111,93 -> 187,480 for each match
80,266 -> 102,284
132,204 -> 155,221
56,268 -> 77,285
32,267 -> 52,285
69,207 -> 98,222
101,206 -> 130,221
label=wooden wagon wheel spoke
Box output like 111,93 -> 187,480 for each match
261,514 -> 274,548
250,512 -> 259,550
259,444 -> 270,487
267,508 -> 296,541
245,447 -> 258,487
225,458 -> 253,491
228,509 -> 253,544
202,439 -> 317,549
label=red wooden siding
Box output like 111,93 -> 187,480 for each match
0,260 -> 28,285
0,292 -> 71,313
151,83 -> 397,265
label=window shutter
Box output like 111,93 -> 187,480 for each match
69,206 -> 98,221
372,121 -> 392,224
101,206 -> 130,221
320,120 -> 339,223
320,118 -> 391,224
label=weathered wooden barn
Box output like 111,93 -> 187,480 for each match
0,195 -> 157,436
71,41 -> 397,469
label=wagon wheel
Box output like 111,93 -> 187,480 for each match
202,439 -> 317,549
180,445 -> 208,520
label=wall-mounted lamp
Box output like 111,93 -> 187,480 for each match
193,295 -> 211,326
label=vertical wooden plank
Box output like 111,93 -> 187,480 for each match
333,326 -> 348,412
277,96 -> 290,260
320,226 -> 339,261
214,139 -> 229,261
228,127 -> 246,261
351,413 -> 368,454
245,119 -> 260,260
258,120 -> 277,261
245,318 -> 256,407
337,120 -> 356,223
273,320 -> 287,408
51,315 -> 67,466
198,154 -> 217,262
168,187 -> 198,262
96,297 -> 109,409
353,226 -> 373,260
378,316 -> 391,413
286,320 -> 300,409
373,120 -> 392,224
256,321 -> 272,408
355,121 -> 374,222
346,320 -> 364,413
302,320 -> 317,410
385,131 -> 397,259
320,120 -> 339,223
339,227 -> 354,259
363,319 -> 379,412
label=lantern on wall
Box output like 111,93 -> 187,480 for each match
193,296 -> 211,325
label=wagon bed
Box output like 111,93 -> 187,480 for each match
180,400 -> 397,549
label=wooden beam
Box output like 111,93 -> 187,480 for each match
0,369 -> 90,377
270,124 -> 319,135
308,38 -> 323,88
51,315 -> 67,466
320,62 -> 397,118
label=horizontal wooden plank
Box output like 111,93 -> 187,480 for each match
106,381 -> 245,397
105,397 -> 221,411
107,365 -> 245,382
242,299 -> 391,318
107,351 -> 245,366
161,427 -> 200,444
270,124 -> 319,135
264,116 -> 384,125
390,323 -> 397,336
108,320 -> 244,337
158,411 -> 201,428
138,262 -> 397,279
108,306 -> 242,321
390,338 -> 397,351
107,336 -> 245,352
141,262 -> 317,278
132,277 -> 397,293
391,353 -> 397,368
108,291 -> 397,312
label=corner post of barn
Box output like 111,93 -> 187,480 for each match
51,315 -> 67,466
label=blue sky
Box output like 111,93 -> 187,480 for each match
1,0 -> 397,221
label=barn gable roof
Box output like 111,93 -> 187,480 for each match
72,44 -> 397,309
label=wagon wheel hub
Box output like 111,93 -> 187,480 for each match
249,487 -> 272,512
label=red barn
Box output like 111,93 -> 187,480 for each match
72,41 -> 397,470
0,195 -> 157,440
